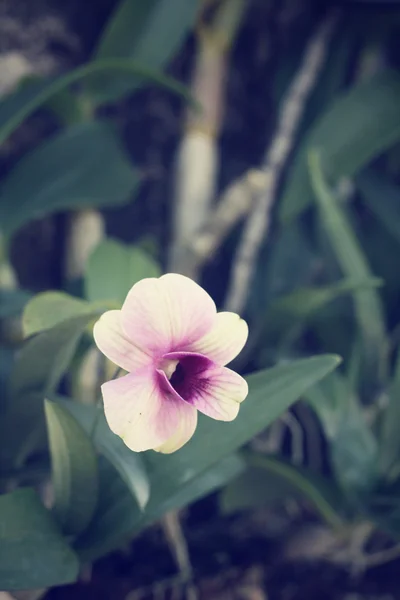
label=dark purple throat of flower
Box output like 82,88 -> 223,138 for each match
158,352 -> 213,404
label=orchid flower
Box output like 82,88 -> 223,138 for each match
93,273 -> 248,454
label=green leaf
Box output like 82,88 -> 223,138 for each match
221,466 -> 295,513
143,355 -> 341,512
23,292 -> 96,337
306,373 -> 378,498
73,355 -> 340,559
263,278 -> 382,363
0,488 -> 79,591
44,400 -> 98,536
75,453 -> 243,561
263,222 -> 316,300
304,371 -> 350,440
60,398 -> 150,511
94,415 -> 150,510
358,169 -> 400,245
16,74 -> 88,126
331,396 -> 378,499
0,313 -> 98,469
11,313 -> 99,402
308,150 -> 386,381
45,88 -> 89,126
150,454 -> 245,518
279,70 -> 400,222
266,277 -> 382,330
89,0 -> 199,103
0,58 -> 193,148
221,454 -> 345,529
74,457 -> 140,560
85,239 -> 161,305
0,121 -> 139,239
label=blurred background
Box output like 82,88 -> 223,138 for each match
1,0 -> 400,598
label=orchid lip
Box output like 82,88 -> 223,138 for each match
158,351 -> 214,404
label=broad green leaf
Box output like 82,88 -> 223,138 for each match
266,277 -> 382,334
16,74 -> 88,126
221,454 -> 345,528
331,397 -> 379,499
11,313 -> 99,402
263,222 -> 316,300
88,0 -> 199,103
75,453 -> 243,561
85,239 -> 161,305
358,169 -> 400,245
150,453 -> 244,518
221,466 -> 295,513
45,88 -> 89,126
356,201 -> 400,324
252,222 -> 316,351
0,58 -> 193,147
23,292 -> 95,337
0,121 -> 138,239
307,373 -> 378,498
60,398 -> 150,511
74,355 -> 340,559
280,70 -> 400,222
0,313 -> 98,469
308,150 -> 386,381
304,371 -> 350,440
143,355 -> 341,511
94,415 -> 150,511
74,457 -> 140,560
44,400 -> 98,536
0,488 -> 79,591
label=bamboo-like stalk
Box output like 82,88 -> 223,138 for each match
164,2 -> 248,592
64,208 -> 104,281
169,0 -> 247,277
0,234 -> 17,290
178,168 -> 266,275
224,12 -> 339,314
0,52 -> 32,97
0,54 -> 34,290
64,208 -> 104,408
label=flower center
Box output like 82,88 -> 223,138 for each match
160,353 -> 211,402
160,359 -> 179,380
170,362 -> 185,389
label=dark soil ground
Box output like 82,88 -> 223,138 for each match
45,497 -> 400,599
3,0 -> 400,598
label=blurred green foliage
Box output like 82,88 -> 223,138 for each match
1,0 -> 400,592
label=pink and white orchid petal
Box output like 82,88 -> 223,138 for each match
121,273 -> 216,356
101,369 -> 197,452
184,312 -> 248,366
93,310 -> 152,372
154,372 -> 198,454
187,365 -> 248,421
160,359 -> 248,422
